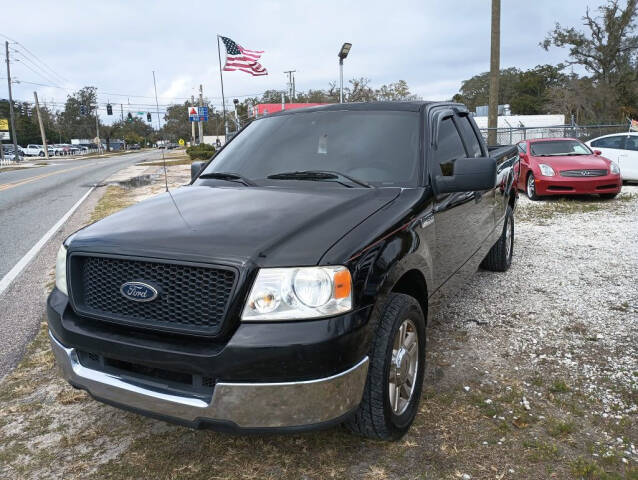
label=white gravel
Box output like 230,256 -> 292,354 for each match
430,186 -> 638,419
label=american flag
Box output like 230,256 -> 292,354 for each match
220,36 -> 268,76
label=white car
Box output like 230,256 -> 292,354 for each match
23,144 -> 54,157
585,132 -> 638,182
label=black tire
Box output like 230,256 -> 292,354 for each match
482,205 -> 514,272
526,172 -> 540,201
345,293 -> 426,441
599,193 -> 618,199
38,151 -> 45,157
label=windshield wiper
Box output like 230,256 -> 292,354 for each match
267,170 -> 372,188
197,172 -> 256,186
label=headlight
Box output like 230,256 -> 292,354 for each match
55,244 -> 68,295
538,164 -> 555,176
609,162 -> 620,175
242,266 -> 352,321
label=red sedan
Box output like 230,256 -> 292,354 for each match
516,138 -> 622,200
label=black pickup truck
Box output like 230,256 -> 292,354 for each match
48,102 -> 518,440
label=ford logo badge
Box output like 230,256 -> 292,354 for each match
120,282 -> 158,302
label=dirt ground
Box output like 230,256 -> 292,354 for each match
0,175 -> 636,480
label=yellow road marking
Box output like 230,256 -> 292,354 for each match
0,164 -> 94,192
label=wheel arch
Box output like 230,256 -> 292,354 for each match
390,269 -> 428,320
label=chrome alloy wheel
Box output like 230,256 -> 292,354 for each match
505,216 -> 513,259
527,174 -> 535,199
388,319 -> 419,415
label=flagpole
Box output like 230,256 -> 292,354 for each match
217,35 -> 228,139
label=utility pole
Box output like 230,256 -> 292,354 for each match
284,70 -> 296,101
487,0 -> 501,146
33,91 -> 49,160
120,104 -> 124,122
191,95 -> 196,145
5,41 -> 19,159
198,85 -> 203,144
94,103 -> 101,153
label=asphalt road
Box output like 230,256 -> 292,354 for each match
0,150 -> 158,279
0,149 -> 161,378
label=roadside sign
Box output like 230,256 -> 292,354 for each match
0,132 -> 9,140
0,118 -> 8,131
93,137 -> 100,145
188,107 -> 208,122
178,138 -> 185,146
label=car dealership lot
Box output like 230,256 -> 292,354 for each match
0,178 -> 636,479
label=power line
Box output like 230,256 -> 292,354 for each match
10,48 -> 63,87
0,33 -> 69,84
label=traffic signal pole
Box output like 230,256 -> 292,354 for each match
5,41 -> 19,160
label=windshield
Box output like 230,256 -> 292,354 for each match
201,110 -> 420,187
530,140 -> 592,156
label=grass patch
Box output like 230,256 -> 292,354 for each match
550,379 -> 570,394
517,194 -> 635,223
546,418 -> 576,437
136,158 -> 196,167
89,186 -> 134,222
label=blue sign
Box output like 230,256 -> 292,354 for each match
188,106 -> 208,122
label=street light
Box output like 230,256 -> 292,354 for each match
338,42 -> 352,104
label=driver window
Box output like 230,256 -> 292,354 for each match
433,118 -> 466,177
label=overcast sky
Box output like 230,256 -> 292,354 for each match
1,0 -> 607,122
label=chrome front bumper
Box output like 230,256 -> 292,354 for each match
49,331 -> 369,429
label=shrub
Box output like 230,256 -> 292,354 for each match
186,143 -> 216,160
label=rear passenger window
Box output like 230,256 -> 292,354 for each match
433,118 -> 467,176
591,136 -> 625,149
623,136 -> 638,151
456,116 -> 483,158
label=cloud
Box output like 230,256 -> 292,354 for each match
2,0 -> 607,116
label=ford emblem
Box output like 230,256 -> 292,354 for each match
120,282 -> 158,302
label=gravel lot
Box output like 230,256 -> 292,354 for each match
0,178 -> 636,480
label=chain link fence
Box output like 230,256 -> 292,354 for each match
479,124 -> 629,145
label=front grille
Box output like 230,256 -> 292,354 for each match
70,255 -> 237,335
560,169 -> 607,177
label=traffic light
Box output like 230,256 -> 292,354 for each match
127,112 -> 133,122
106,104 -> 113,115
80,105 -> 86,115
147,112 -> 152,122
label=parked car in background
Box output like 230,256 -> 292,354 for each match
49,101 -> 519,441
585,132 -> 638,182
23,144 -> 54,157
516,137 -> 622,200
129,144 -> 141,150
2,145 -> 24,162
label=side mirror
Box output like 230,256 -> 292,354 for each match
435,157 -> 496,194
593,150 -> 602,155
191,161 -> 205,181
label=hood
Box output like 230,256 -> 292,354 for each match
70,185 -> 401,267
531,154 -> 611,172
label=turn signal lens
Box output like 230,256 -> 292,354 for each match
333,268 -> 352,299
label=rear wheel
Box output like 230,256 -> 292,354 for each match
345,293 -> 426,441
38,151 -> 45,157
482,205 -> 514,272
526,173 -> 539,201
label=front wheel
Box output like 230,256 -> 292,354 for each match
526,173 -> 540,201
481,205 -> 514,272
38,151 -> 45,157
345,293 -> 426,441
599,193 -> 618,199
